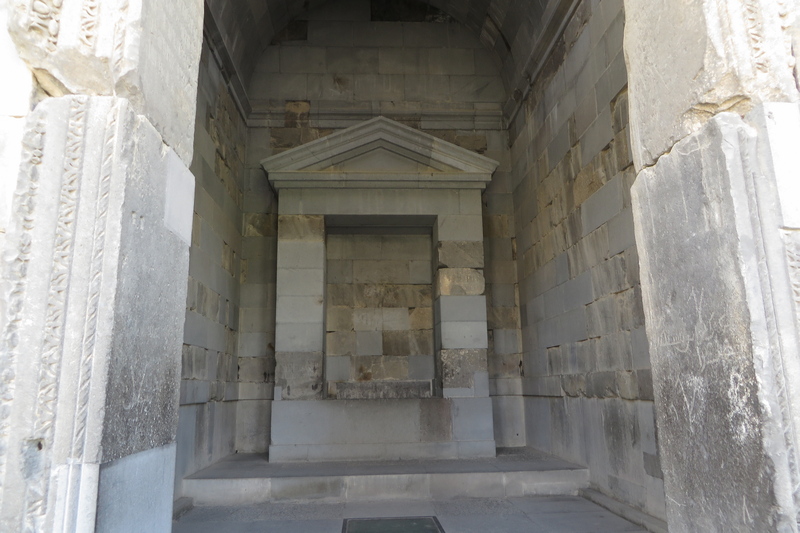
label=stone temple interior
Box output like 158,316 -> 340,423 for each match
1,0 -> 800,531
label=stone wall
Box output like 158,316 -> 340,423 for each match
325,233 -> 435,399
510,0 -> 665,519
174,42 -> 246,498
246,0 -> 523,446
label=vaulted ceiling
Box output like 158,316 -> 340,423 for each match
204,0 -> 576,121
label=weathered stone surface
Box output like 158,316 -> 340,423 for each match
409,307 -> 433,330
335,380 -> 432,400
275,352 -> 324,400
7,0 -> 204,164
436,268 -> 485,296
632,113 -> 798,531
0,95 -> 192,532
437,241 -> 485,268
277,215 -> 325,241
439,349 -> 488,389
625,0 -> 799,169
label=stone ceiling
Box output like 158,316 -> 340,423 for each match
205,0 -> 577,123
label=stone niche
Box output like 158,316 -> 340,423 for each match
262,117 -> 499,462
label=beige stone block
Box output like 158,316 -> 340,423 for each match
353,260 -> 410,283
326,306 -> 353,332
383,330 -> 410,355
353,308 -> 383,331
352,355 -> 409,381
409,329 -> 434,356
244,213 -> 276,237
436,268 -> 485,296
409,308 -> 434,330
326,331 -> 356,356
328,284 -> 354,307
437,241 -> 485,268
278,214 -> 325,241
353,284 -> 383,308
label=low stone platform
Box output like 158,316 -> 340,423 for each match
182,448 -> 590,506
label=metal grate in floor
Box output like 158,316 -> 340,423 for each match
343,516 -> 445,533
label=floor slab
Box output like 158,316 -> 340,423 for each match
172,496 -> 649,533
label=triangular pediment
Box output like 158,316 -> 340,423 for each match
261,116 -> 499,190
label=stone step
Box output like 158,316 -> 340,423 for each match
183,448 -> 590,506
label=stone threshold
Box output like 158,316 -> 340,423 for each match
182,447 -> 589,506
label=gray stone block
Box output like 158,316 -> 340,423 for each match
326,47 -> 379,74
356,330 -> 383,356
327,260 -> 353,283
408,355 -> 435,380
437,215 -> 484,241
582,173 -> 623,236
276,323 -> 323,352
608,207 -> 636,255
440,321 -> 489,349
409,260 -> 433,283
379,48 -> 427,75
492,329 -> 522,355
451,397 -> 495,441
325,356 -> 351,382
580,106 -> 614,166
354,74 -> 404,101
382,307 -> 411,330
404,74 -> 451,101
275,296 -> 324,324
280,46 -> 327,74
436,295 -> 488,323
352,21 -> 404,47
277,241 -> 325,269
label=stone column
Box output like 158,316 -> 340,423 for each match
433,196 -> 495,456
274,214 -> 326,400
625,0 -> 800,529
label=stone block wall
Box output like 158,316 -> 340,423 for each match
175,42 -> 246,498
246,0 -> 523,446
325,233 -> 435,399
510,0 -> 665,520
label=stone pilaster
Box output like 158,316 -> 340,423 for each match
274,214 -> 326,400
0,96 -> 194,532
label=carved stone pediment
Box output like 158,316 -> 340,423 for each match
261,116 -> 499,189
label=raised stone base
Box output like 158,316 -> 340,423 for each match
184,449 -> 589,505
270,398 -> 495,462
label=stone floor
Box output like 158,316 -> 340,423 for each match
172,495 -> 649,532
